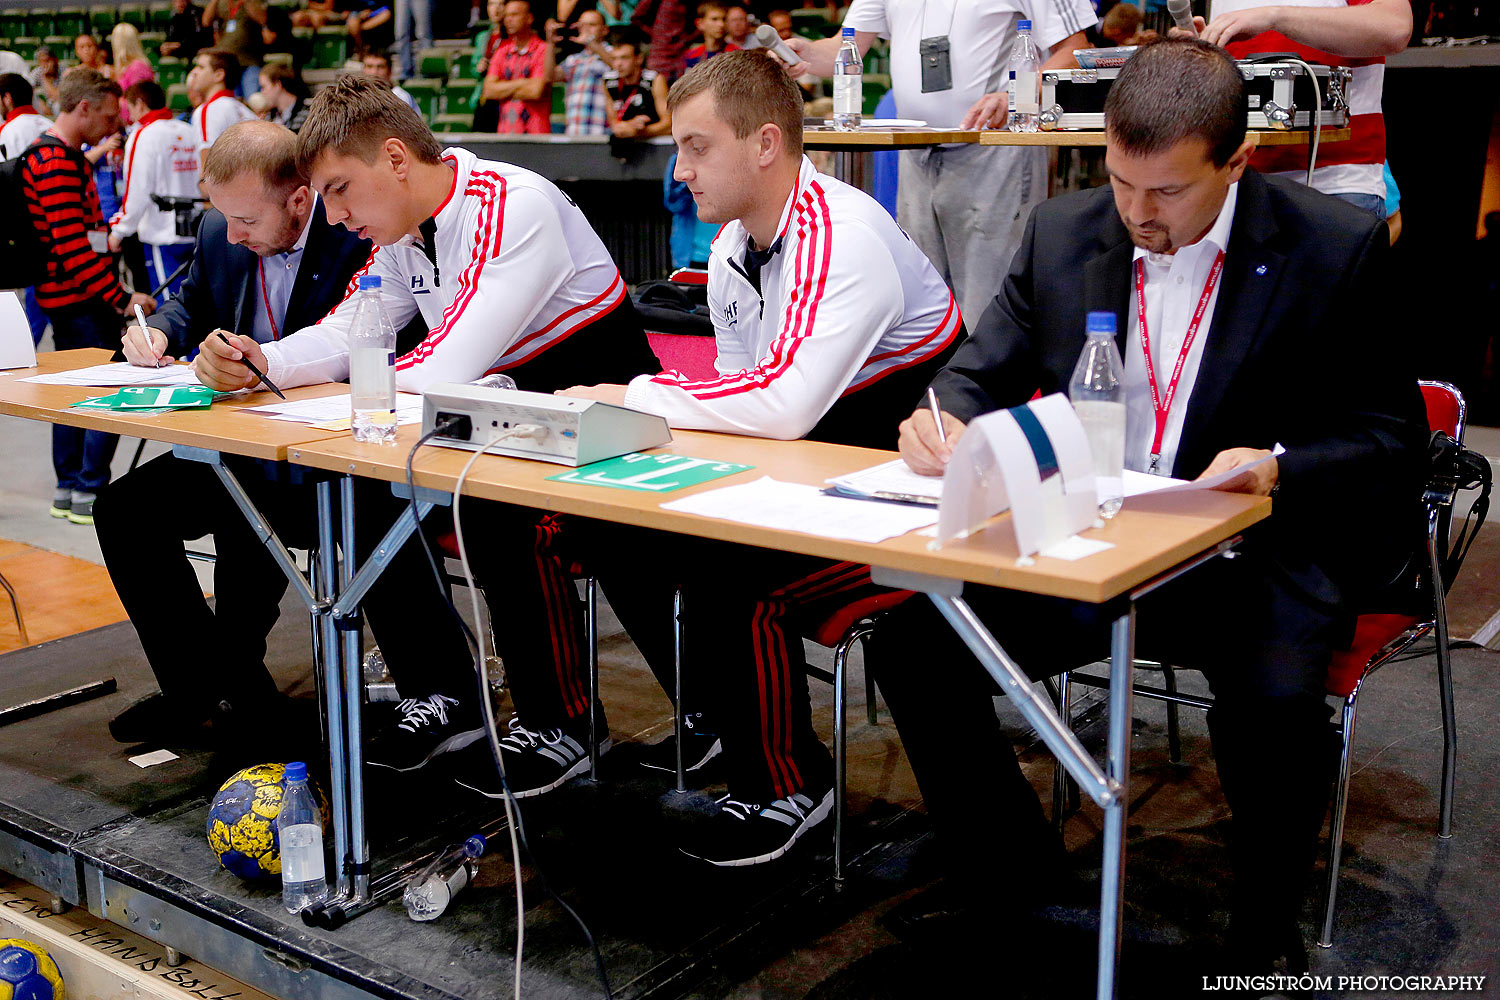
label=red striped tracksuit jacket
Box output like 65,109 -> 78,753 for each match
21,133 -> 131,312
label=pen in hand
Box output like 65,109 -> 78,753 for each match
133,304 -> 160,368
215,331 -> 287,400
926,386 -> 947,445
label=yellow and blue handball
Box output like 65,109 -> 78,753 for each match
0,939 -> 64,1000
206,763 -> 330,881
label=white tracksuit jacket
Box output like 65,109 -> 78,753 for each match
0,108 -> 51,160
263,145 -> 628,393
109,109 -> 200,246
190,89 -> 257,151
623,155 -> 963,439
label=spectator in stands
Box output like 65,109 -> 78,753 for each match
766,10 -> 820,97
346,1 -> 395,56
605,30 -> 669,138
483,1 -> 553,134
767,8 -> 795,38
258,62 -> 309,130
17,69 -> 156,525
188,49 -> 258,150
631,0 -> 691,82
599,0 -> 636,27
394,0 -> 434,80
111,25 -> 157,124
28,46 -> 61,116
161,0 -> 210,61
470,0 -> 505,130
0,73 -> 51,159
200,0 -> 268,96
1100,2 -> 1154,45
74,34 -> 111,78
108,81 -> 199,301
362,50 -> 421,114
548,8 -> 612,136
725,3 -> 756,48
683,1 -> 739,69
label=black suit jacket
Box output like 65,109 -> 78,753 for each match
144,199 -> 372,360
932,169 -> 1428,608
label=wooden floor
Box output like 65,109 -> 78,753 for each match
0,539 -> 128,654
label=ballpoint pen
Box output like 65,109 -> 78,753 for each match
926,386 -> 947,444
133,304 -> 160,368
216,331 -> 287,400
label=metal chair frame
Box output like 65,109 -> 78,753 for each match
1052,380 -> 1467,949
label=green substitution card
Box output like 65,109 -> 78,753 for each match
547,453 -> 753,492
71,385 -> 220,412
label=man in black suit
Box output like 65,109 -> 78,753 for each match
875,40 -> 1427,969
94,120 -> 374,745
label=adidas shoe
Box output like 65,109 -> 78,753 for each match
679,783 -> 835,867
453,716 -> 609,800
366,694 -> 484,772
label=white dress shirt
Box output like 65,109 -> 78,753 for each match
1123,181 -> 1239,476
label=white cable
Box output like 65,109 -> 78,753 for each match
451,430 -> 527,1000
1287,57 -> 1322,186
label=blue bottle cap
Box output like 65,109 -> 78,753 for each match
1017,19 -> 1031,30
285,761 -> 308,781
1086,311 -> 1116,334
358,275 -> 381,290
842,25 -> 855,37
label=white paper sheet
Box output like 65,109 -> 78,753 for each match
661,476 -> 938,543
825,459 -> 944,504
242,391 -> 424,425
128,749 -> 180,768
19,362 -> 205,386
1122,445 -> 1285,499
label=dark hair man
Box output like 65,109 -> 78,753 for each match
187,49 -> 257,150
0,73 -> 50,158
502,52 -> 963,867
683,1 -> 738,70
108,81 -> 200,301
881,39 -> 1427,972
605,30 -> 670,139
20,68 -> 157,525
192,76 -> 659,771
481,1 -> 553,134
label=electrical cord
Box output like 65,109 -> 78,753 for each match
1241,53 -> 1322,185
401,425 -> 614,1000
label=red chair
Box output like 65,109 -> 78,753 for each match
1055,380 -> 1475,948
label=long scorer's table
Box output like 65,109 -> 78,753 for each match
288,423 -> 1270,1000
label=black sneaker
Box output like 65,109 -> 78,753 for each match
366,694 -> 484,772
679,783 -> 835,867
639,718 -> 723,775
453,716 -> 609,800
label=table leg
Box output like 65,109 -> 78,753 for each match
315,478 -> 353,902
338,476 -> 370,902
1097,606 -> 1135,1000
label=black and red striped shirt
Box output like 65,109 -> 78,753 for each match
21,134 -> 129,311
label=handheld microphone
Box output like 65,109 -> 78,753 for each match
755,24 -> 805,67
1166,0 -> 1197,35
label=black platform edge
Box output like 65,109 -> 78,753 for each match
72,836 -> 463,1000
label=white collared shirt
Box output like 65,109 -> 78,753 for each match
1123,181 -> 1238,476
250,200 -> 317,345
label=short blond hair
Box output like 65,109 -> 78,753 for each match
296,73 -> 443,177
667,50 -> 803,158
201,120 -> 306,197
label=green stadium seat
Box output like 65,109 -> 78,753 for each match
55,7 -> 87,38
401,77 -> 440,119
10,36 -> 39,60
166,82 -> 189,111
262,51 -> 293,71
550,81 -> 563,117
451,54 -> 477,81
28,10 -> 55,38
0,11 -> 26,41
417,47 -> 450,79
117,4 -> 147,29
156,55 -> 185,87
148,1 -> 172,30
138,30 -> 164,58
311,25 -> 348,69
443,86 -> 473,116
432,113 -> 470,133
88,5 -> 115,36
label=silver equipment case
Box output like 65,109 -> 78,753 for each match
1037,59 -> 1351,131
421,383 -> 672,467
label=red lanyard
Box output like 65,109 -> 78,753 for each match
1135,249 -> 1224,473
258,258 -> 280,341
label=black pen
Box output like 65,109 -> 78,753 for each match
216,331 -> 286,400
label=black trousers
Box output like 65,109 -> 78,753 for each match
867,542 -> 1348,943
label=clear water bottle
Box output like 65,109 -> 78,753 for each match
832,26 -> 862,131
1008,19 -> 1041,133
348,274 -> 398,445
1069,311 -> 1126,519
404,834 -> 487,921
278,761 -> 328,913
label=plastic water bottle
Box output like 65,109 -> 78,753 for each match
1069,311 -> 1126,519
404,834 -> 487,921
832,26 -> 862,131
348,274 -> 397,445
1008,19 -> 1041,133
278,761 -> 328,914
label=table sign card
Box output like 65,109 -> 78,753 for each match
547,452 -> 753,493
936,393 -> 1098,559
0,292 -> 36,371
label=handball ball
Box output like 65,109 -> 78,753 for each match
205,763 -> 330,881
0,939 -> 64,1000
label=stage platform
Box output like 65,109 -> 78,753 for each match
1,585 -> 1498,998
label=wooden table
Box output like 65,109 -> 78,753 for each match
289,423 -> 1269,1000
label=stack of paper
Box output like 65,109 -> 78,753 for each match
661,476 -> 938,543
21,362 -> 204,387
241,392 -> 424,429
824,459 -> 943,506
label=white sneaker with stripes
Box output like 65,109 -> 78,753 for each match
453,716 -> 609,800
679,784 -> 835,867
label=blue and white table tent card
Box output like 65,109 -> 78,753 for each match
936,393 -> 1098,558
